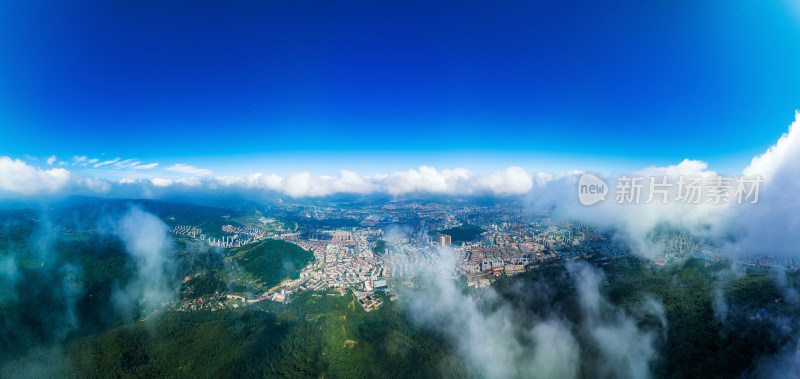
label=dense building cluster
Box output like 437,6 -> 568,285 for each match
167,200 -> 800,312
171,224 -> 264,248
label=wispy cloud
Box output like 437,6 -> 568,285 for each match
94,158 -> 120,168
113,159 -> 138,169
113,207 -> 176,314
71,156 -> 88,166
56,155 -> 158,171
131,163 -> 158,170
165,164 -> 213,176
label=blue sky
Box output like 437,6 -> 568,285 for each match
2,0 -> 800,177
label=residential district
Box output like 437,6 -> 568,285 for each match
168,200 -> 800,312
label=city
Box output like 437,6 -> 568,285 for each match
162,199 -> 799,315
3,0 -> 800,376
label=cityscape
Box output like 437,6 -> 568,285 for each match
159,199 -> 800,316
3,1 -> 800,377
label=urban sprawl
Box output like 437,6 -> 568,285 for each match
168,200 -> 798,313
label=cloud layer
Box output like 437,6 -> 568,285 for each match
526,112 -> 800,257
527,159 -> 732,257
3,112 -> 800,258
730,111 -> 800,255
0,157 -> 75,196
0,159 -> 536,199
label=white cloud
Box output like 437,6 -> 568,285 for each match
72,156 -> 89,166
119,160 -> 142,168
165,164 -> 213,176
131,163 -> 158,170
378,166 -> 472,195
150,178 -> 174,187
210,166 -> 536,198
527,159 -> 731,257
76,177 -> 112,193
281,170 -> 377,197
743,111 -> 800,181
405,249 -> 663,379
3,110 -> 800,260
176,177 -> 202,187
725,111 -> 800,255
88,157 -> 157,170
477,166 -> 534,196
569,262 -> 663,378
112,159 -> 136,168
94,158 -> 120,168
118,178 -> 136,184
46,156 -> 57,165
2,156 -> 539,199
113,207 -> 175,314
0,157 -> 115,197
525,112 -> 800,258
0,157 -> 74,195
383,166 -> 533,196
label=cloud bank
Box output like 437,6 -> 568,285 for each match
527,159 -> 732,257
728,111 -> 800,256
0,160 -> 536,199
0,157 -> 75,196
4,112 -> 800,258
526,112 -> 800,257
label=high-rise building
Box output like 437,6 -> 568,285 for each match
437,233 -> 452,246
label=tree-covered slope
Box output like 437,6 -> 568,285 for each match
230,239 -> 314,288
